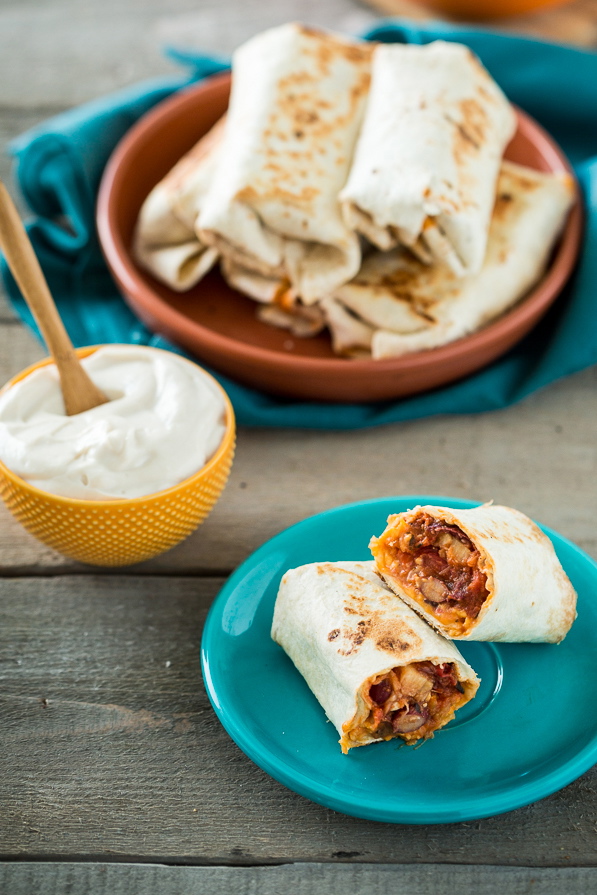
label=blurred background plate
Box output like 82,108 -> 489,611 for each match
201,496 -> 597,823
97,73 -> 582,403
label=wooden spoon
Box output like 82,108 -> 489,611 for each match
0,181 -> 109,415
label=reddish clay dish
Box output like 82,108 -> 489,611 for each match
96,73 -> 582,404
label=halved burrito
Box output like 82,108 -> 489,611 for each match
198,23 -> 373,303
370,505 -> 578,643
271,560 -> 479,752
340,41 -> 517,276
332,161 -> 575,358
133,117 -> 225,291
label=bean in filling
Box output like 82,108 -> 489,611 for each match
359,660 -> 465,744
381,513 -> 488,622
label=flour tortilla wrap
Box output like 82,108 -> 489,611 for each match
198,23 -> 372,303
370,505 -> 578,643
271,560 -> 479,753
333,162 -> 575,359
340,41 -> 517,276
133,117 -> 225,291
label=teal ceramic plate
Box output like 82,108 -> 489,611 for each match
201,496 -> 597,823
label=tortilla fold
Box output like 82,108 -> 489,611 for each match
198,23 -> 372,304
332,162 -> 575,359
340,40 -> 517,276
133,117 -> 225,291
271,560 -> 479,752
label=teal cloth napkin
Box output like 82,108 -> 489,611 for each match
2,21 -> 596,429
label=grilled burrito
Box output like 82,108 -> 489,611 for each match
271,560 -> 479,752
197,23 -> 372,303
133,117 -> 225,291
340,40 -> 516,276
370,505 -> 578,643
329,161 -> 575,358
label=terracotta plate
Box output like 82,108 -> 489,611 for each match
96,72 -> 582,403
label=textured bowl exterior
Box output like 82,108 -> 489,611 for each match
0,347 -> 236,566
97,73 -> 583,404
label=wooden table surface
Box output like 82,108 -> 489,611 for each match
1,1 -> 596,893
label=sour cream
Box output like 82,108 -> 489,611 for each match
0,345 -> 228,500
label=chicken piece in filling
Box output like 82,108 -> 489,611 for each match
343,660 -> 468,751
371,512 -> 489,636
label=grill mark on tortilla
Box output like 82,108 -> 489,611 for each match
446,115 -> 481,152
459,97 -> 488,145
376,635 -> 410,653
315,563 -> 424,657
236,183 -> 320,204
337,617 -> 371,656
341,606 -> 422,656
234,31 -> 370,206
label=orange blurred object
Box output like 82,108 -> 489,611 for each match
413,0 -> 572,18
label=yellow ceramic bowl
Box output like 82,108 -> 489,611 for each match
0,345 -> 236,566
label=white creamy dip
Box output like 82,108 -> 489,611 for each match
0,345 -> 227,500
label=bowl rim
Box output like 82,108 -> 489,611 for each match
0,343 -> 236,507
96,72 -> 583,378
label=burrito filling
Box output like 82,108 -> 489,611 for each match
343,660 -> 467,751
373,513 -> 489,636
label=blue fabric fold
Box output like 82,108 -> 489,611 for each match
2,21 -> 596,429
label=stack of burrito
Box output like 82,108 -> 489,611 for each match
271,504 -> 577,753
134,23 -> 575,359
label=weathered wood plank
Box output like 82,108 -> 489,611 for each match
1,576 -> 596,864
0,313 -> 596,574
0,0 -> 377,108
2,863 -> 597,895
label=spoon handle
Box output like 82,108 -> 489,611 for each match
0,181 -> 108,415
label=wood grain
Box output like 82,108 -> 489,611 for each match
1,313 -> 595,575
1,576 -> 596,864
0,0 -> 377,108
0,314 -> 597,575
1,0 -> 597,879
2,863 -> 597,895
0,327 -> 597,575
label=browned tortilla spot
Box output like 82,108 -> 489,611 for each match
336,618 -> 371,656
492,192 -> 516,225
376,636 -> 409,653
236,183 -> 320,204
459,97 -> 488,145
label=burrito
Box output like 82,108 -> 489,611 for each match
197,23 -> 373,303
271,560 -> 479,753
340,41 -> 517,276
370,504 -> 578,643
332,161 -> 575,358
133,117 -> 225,291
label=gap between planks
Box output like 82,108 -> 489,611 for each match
1,861 -> 596,895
